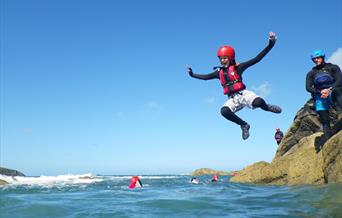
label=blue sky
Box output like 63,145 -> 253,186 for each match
1,0 -> 341,176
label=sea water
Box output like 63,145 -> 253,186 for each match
1,174 -> 341,217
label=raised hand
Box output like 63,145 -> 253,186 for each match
269,31 -> 277,42
320,88 -> 331,98
186,64 -> 193,76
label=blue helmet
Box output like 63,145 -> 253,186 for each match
311,50 -> 325,59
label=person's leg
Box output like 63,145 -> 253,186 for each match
315,94 -> 332,142
222,96 -> 250,140
252,97 -> 282,113
317,110 -> 331,141
221,106 -> 247,126
221,106 -> 250,140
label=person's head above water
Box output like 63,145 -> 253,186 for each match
129,176 -> 142,189
311,50 -> 325,66
212,175 -> 219,182
191,177 -> 199,184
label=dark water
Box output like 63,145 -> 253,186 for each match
1,174 -> 342,217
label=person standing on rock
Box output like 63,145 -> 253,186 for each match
306,50 -> 342,140
274,128 -> 284,145
187,32 -> 282,140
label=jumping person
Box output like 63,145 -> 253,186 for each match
187,32 -> 281,140
306,50 -> 342,141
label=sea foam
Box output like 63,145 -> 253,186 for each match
0,173 -> 102,186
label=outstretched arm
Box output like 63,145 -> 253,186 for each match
238,32 -> 277,72
186,64 -> 219,80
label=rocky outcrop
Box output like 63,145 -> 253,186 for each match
322,133 -> 342,183
230,100 -> 342,185
0,167 -> 25,177
276,99 -> 341,158
192,168 -> 230,176
0,180 -> 8,185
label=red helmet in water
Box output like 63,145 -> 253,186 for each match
129,176 -> 140,189
130,176 -> 139,183
217,46 -> 235,60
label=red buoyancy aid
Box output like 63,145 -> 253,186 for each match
219,65 -> 246,95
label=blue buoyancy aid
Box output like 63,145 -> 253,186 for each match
313,71 -> 334,90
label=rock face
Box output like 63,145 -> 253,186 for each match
0,167 -> 25,177
230,100 -> 342,185
276,99 -> 341,158
322,132 -> 342,183
192,168 -> 230,176
0,180 -> 8,185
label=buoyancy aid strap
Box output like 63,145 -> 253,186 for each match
224,79 -> 243,87
221,68 -> 235,92
222,68 -> 230,84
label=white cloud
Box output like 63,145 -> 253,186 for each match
205,97 -> 216,104
327,48 -> 342,69
138,101 -> 162,116
251,82 -> 271,98
147,101 -> 160,109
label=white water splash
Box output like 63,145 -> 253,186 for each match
0,173 -> 102,186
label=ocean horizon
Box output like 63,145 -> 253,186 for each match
1,173 -> 342,217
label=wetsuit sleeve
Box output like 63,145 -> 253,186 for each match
306,70 -> 320,94
236,39 -> 276,73
190,70 -> 219,80
330,64 -> 342,89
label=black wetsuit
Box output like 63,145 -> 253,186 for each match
189,39 -> 276,126
274,130 -> 284,145
306,63 -> 342,95
305,62 -> 342,140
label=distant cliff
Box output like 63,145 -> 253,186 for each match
230,99 -> 342,185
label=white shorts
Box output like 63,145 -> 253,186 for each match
223,89 -> 259,113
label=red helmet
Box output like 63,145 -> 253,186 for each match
129,176 -> 140,189
130,176 -> 139,183
217,46 -> 235,60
